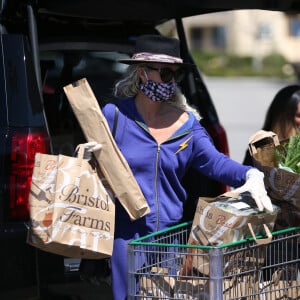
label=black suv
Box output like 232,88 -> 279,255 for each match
1,1 -> 299,299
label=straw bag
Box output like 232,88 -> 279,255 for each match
249,130 -> 300,209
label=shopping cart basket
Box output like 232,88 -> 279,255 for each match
128,222 -> 300,300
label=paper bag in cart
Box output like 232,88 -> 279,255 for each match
63,78 -> 149,221
248,130 -> 300,209
27,144 -> 115,259
181,192 -> 279,276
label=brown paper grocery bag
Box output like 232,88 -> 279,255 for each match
63,78 -> 149,221
181,193 -> 279,276
27,144 -> 115,259
139,267 -> 175,299
139,267 -> 209,299
260,267 -> 300,299
223,277 -> 261,300
249,130 -> 300,209
139,276 -> 175,299
273,200 -> 300,230
173,277 -> 209,299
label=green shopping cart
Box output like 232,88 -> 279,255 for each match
128,222 -> 300,300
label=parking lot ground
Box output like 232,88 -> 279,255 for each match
0,281 -> 113,300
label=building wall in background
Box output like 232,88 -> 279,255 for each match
182,10 -> 300,62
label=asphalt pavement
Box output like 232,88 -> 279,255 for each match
0,281 -> 113,300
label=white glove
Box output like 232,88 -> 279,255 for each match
82,141 -> 102,160
233,168 -> 273,212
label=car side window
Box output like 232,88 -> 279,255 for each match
41,50 -> 129,155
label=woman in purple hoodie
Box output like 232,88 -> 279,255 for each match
87,34 -> 273,299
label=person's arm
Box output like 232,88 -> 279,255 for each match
192,125 -> 273,212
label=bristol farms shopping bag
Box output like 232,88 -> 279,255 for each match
249,130 -> 300,209
181,192 -> 279,276
27,144 -> 115,259
63,78 -> 150,221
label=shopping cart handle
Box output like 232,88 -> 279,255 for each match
248,223 -> 272,244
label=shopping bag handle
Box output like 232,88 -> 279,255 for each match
248,223 -> 272,244
248,130 -> 279,156
74,144 -> 85,167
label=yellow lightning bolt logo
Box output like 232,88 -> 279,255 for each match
175,136 -> 192,154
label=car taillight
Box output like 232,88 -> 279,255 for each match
206,123 -> 230,157
9,131 -> 50,220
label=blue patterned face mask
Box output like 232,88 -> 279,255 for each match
140,71 -> 176,102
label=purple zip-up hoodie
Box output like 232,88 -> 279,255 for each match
102,98 -> 251,299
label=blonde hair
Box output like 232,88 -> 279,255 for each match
114,64 -> 201,120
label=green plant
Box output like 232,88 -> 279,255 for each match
191,50 -> 296,79
275,134 -> 300,174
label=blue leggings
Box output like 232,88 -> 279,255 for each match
111,237 -> 129,300
111,219 -> 150,300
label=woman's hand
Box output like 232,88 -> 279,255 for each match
82,141 -> 102,160
232,168 -> 274,212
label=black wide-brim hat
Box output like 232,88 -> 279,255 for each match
119,34 -> 192,68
